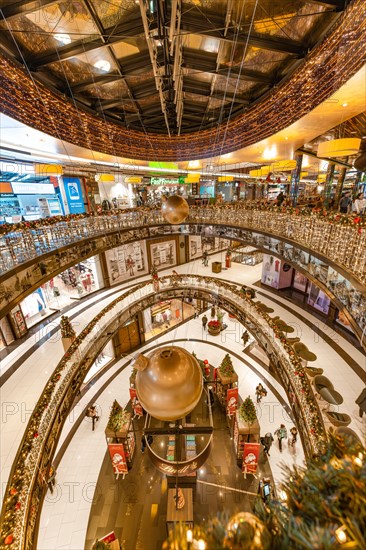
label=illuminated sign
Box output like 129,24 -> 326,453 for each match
151,176 -> 186,185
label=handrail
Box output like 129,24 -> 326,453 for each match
0,205 -> 365,286
0,274 -> 326,550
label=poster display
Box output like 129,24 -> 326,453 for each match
129,387 -> 143,417
226,387 -> 238,417
9,305 -> 28,338
307,282 -> 331,314
261,254 -> 293,289
63,176 -> 85,214
242,442 -> 260,474
108,443 -> 128,475
149,239 -> 177,269
293,271 -> 308,292
105,240 -> 148,284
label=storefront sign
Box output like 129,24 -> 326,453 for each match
100,532 -> 117,544
125,176 -> 142,184
34,163 -> 63,176
226,387 -> 238,417
148,439 -> 212,476
108,443 -> 128,475
151,176 -> 186,185
11,182 -> 55,195
242,442 -> 260,474
63,177 -> 85,214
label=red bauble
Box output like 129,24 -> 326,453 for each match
4,534 -> 13,545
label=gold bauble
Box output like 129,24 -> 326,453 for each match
135,346 -> 202,421
161,195 -> 189,224
224,512 -> 271,550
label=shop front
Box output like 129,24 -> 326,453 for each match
19,255 -> 104,329
0,179 -> 63,223
143,299 -> 195,341
104,240 -> 149,285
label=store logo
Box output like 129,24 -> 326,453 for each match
67,181 -> 80,200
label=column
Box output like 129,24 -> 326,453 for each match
289,153 -> 303,205
334,165 -> 347,210
324,163 -> 335,208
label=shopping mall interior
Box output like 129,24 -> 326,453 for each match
0,1 -> 365,549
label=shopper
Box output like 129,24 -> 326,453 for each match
274,424 -> 287,452
141,434 -> 147,453
211,305 -> 216,318
241,330 -> 250,349
289,426 -> 298,447
202,250 -> 208,266
276,191 -> 285,206
261,432 -> 274,456
352,192 -> 365,214
202,314 -> 208,330
255,383 -> 267,403
339,192 -> 352,213
86,405 -> 99,431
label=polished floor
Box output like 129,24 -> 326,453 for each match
85,398 -> 271,550
0,250 -> 364,550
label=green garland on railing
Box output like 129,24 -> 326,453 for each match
0,275 -> 326,548
0,202 -> 364,236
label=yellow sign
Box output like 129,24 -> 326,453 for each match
249,167 -> 270,177
125,176 -> 142,184
98,174 -> 114,182
34,164 -> 63,176
317,138 -> 361,158
185,174 -> 200,183
271,160 -> 297,171
218,176 -> 234,182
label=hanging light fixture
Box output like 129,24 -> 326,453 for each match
317,138 -> 361,158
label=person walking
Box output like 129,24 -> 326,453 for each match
339,191 -> 352,214
202,314 -> 208,330
274,424 -> 287,452
289,426 -> 298,447
255,383 -> 267,403
202,250 -> 208,266
352,192 -> 365,215
86,405 -> 99,431
261,432 -> 274,457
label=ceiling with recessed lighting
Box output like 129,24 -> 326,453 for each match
0,0 -> 347,137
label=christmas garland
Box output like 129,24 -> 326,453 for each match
0,202 -> 364,237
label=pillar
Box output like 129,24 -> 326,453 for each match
324,163 -> 335,208
289,153 -> 303,205
334,165 -> 347,210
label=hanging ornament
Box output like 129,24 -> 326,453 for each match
135,346 -> 203,421
223,512 -> 271,550
161,195 -> 189,224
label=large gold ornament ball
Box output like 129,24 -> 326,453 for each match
224,513 -> 271,550
135,346 -> 203,421
161,195 -> 189,224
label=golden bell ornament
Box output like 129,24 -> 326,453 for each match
135,346 -> 203,421
224,512 -> 271,550
161,195 -> 189,224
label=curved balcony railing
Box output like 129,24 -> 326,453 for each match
0,274 -> 326,550
0,206 -> 365,285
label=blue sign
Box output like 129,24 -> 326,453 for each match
63,177 -> 85,214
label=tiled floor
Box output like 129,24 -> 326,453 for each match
1,251 -> 365,550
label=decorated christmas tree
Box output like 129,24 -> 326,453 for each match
239,396 -> 257,424
107,400 -> 128,433
219,354 -> 235,377
60,315 -> 76,339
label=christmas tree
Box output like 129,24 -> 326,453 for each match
219,354 -> 235,377
163,433 -> 365,549
239,396 -> 257,424
107,400 -> 128,433
60,315 -> 76,339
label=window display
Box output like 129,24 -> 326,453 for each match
9,305 -> 27,338
307,283 -> 331,314
20,256 -> 104,329
149,239 -> 177,269
105,240 -> 148,284
261,254 -> 293,289
293,271 -> 308,293
143,299 -> 195,340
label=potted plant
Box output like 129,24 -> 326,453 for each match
207,319 -> 221,335
60,315 -> 76,352
92,540 -> 111,550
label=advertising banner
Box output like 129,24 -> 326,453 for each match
108,443 -> 128,475
226,387 -> 238,417
129,388 -> 143,417
63,176 -> 85,214
242,442 -> 260,474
